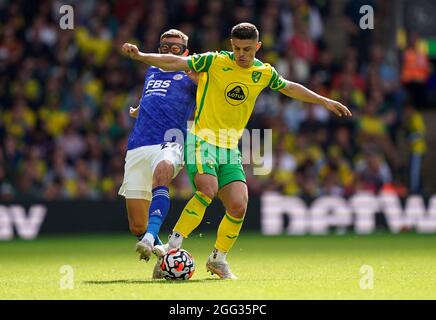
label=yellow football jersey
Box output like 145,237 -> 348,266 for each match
187,51 -> 286,149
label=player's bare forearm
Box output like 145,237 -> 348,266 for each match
136,52 -> 190,71
279,80 -> 352,117
121,43 -> 190,71
280,81 -> 324,104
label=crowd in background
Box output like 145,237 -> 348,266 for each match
0,0 -> 433,201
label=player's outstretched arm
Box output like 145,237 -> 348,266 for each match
279,80 -> 352,117
121,43 -> 190,71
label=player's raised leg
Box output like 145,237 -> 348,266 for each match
118,146 -> 156,261
206,181 -> 248,280
144,145 -> 184,279
166,173 -> 216,250
141,160 -> 173,247
125,198 -> 154,261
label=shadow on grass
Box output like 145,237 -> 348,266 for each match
83,278 -> 221,285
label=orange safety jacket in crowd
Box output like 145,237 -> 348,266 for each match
401,48 -> 430,83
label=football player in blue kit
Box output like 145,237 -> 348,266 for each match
119,29 -> 197,278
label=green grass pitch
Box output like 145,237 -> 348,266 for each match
1,232 -> 436,299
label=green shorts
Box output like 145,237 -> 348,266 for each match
184,133 -> 246,191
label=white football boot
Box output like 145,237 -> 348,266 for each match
206,249 -> 237,280
152,243 -> 170,258
135,238 -> 153,262
152,257 -> 165,279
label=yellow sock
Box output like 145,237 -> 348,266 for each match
215,211 -> 244,253
173,191 -> 212,237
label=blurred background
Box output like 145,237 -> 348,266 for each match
0,0 -> 435,237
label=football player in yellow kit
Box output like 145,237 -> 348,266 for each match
122,22 -> 352,279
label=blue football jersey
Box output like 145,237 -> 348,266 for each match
127,66 -> 196,150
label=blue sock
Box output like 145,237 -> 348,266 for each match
146,186 -> 170,241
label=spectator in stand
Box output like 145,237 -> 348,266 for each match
288,17 -> 318,65
401,32 -> 430,109
332,57 -> 365,92
403,101 -> 427,194
311,48 -> 336,89
356,91 -> 399,169
355,148 -> 392,193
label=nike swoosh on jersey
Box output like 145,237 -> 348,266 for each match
222,67 -> 233,71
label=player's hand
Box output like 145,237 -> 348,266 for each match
322,98 -> 352,117
122,43 -> 140,60
129,106 -> 139,118
185,70 -> 199,84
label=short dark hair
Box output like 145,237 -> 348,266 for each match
160,29 -> 188,45
231,22 -> 259,40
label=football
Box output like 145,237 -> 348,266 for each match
160,248 -> 195,280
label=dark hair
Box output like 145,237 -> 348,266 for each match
231,22 -> 259,40
160,29 -> 188,45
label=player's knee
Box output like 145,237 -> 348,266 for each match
153,161 -> 174,186
194,173 -> 218,199
226,199 -> 248,219
196,184 -> 217,200
194,174 -> 218,199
